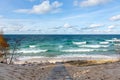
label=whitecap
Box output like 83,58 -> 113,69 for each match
106,38 -> 120,42
114,44 -> 120,46
29,45 -> 36,48
61,49 -> 94,52
73,41 -> 86,45
56,54 -> 119,59
79,45 -> 109,48
17,49 -> 47,53
99,41 -> 109,45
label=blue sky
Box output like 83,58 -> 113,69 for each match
0,0 -> 120,34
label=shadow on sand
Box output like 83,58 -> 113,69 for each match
47,62 -> 73,80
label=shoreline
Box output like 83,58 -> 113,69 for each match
14,56 -> 120,64
0,56 -> 120,80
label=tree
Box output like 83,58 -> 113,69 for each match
0,29 -> 24,64
0,30 -> 9,63
9,38 -> 23,64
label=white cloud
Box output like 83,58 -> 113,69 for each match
77,0 -> 111,7
15,0 -> 63,14
3,24 -> 24,32
0,22 -> 25,32
5,26 -> 22,31
104,25 -> 118,33
50,23 -> 80,33
51,23 -> 73,30
92,29 -> 101,32
108,25 -> 115,29
110,14 -> 120,21
105,29 -> 112,32
52,1 -> 63,8
63,23 -> 73,28
90,24 -> 103,28
81,23 -> 103,30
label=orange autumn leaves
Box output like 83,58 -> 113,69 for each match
0,34 -> 9,48
0,33 -> 9,63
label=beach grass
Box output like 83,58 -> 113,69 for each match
65,59 -> 120,67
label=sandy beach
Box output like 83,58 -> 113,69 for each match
0,57 -> 120,80
1,0 -> 120,79
65,61 -> 120,80
0,63 -> 55,80
14,56 -> 119,64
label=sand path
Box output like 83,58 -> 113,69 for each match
47,62 -> 73,80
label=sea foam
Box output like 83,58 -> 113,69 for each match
79,45 -> 109,48
106,38 -> 120,42
17,49 -> 47,53
56,54 -> 119,59
61,48 -> 108,52
29,45 -> 36,48
99,41 -> 109,45
73,41 -> 86,45
61,49 -> 94,52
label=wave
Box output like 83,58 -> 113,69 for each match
18,56 -> 46,60
106,38 -> 120,42
61,49 -> 94,52
79,45 -> 109,48
114,44 -> 120,46
56,54 -> 119,59
61,48 -> 108,52
99,41 -> 109,45
17,49 -> 47,53
29,45 -> 36,48
73,41 -> 86,45
18,54 -> 119,61
58,45 -> 63,49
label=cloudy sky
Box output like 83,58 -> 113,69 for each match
0,0 -> 120,34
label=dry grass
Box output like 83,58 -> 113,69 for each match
65,59 -> 120,67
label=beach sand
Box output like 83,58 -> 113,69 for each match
14,56 -> 119,64
0,57 -> 120,80
65,60 -> 120,80
0,63 -> 55,80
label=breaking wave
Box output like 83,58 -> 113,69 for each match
99,41 -> 109,45
61,48 -> 108,52
56,54 -> 119,59
17,49 -> 48,53
73,41 -> 87,45
79,45 -> 109,48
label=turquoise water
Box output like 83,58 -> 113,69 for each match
5,35 -> 120,59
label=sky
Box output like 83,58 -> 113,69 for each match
0,0 -> 120,34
